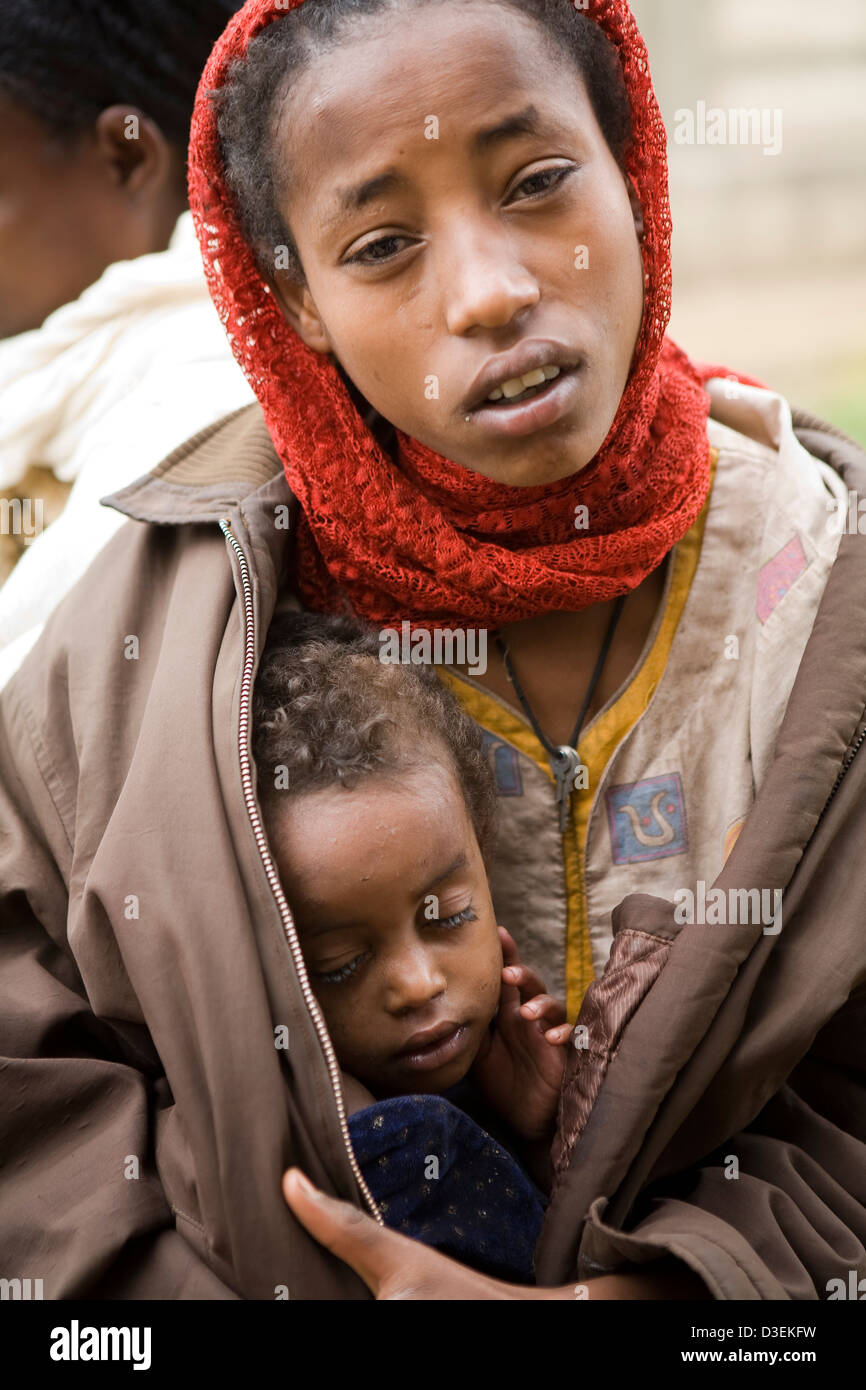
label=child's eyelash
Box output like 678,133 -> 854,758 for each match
314,907 -> 477,984
434,905 -> 478,930
315,953 -> 367,986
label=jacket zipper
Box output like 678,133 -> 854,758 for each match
219,519 -> 382,1224
818,718 -> 866,821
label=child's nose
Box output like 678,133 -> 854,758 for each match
383,946 -> 448,1014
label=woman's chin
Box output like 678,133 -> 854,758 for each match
466,440 -> 601,488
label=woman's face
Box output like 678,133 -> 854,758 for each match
271,2 -> 645,486
269,763 -> 503,1099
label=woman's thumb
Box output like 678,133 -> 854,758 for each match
282,1167 -> 403,1296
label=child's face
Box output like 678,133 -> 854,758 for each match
269,763 -> 503,1098
271,2 -> 644,487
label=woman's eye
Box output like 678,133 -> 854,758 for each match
315,953 -> 368,986
433,906 -> 478,930
345,234 -> 412,266
510,164 -> 575,202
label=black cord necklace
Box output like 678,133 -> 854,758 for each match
494,594 -> 627,831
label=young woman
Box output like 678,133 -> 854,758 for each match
0,0 -> 864,1301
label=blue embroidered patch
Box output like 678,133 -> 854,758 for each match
480,731 -> 523,797
606,772 -> 688,864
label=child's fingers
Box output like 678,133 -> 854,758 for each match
519,992 -> 566,1026
543,1023 -> 574,1046
502,961 -> 548,1000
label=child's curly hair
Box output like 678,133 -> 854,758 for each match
252,610 -> 498,855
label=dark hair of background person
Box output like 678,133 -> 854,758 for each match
1,0 -> 243,149
0,1 -> 244,337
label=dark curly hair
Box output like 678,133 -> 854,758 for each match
1,0 -> 243,149
252,610 -> 498,856
214,0 -> 633,279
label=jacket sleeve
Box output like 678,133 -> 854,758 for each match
576,989 -> 866,1300
0,679 -> 239,1300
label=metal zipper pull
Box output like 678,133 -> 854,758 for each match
551,745 -> 582,832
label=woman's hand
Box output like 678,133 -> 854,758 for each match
281,1169 -> 711,1300
282,1167 -> 569,1299
469,925 -> 571,1142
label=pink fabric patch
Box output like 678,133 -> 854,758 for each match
757,536 -> 808,623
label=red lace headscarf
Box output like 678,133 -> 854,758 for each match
189,0 -> 760,628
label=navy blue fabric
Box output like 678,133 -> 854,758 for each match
348,1092 -> 547,1283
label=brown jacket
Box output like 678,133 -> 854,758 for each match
1,402 -> 865,1299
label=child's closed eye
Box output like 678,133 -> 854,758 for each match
433,905 -> 478,930
312,905 -> 478,986
313,950 -> 370,987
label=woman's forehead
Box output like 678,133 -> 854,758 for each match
281,8 -> 583,137
274,10 -> 595,206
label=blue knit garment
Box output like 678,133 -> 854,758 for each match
348,1091 -> 547,1283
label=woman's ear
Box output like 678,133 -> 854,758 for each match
268,271 -> 332,354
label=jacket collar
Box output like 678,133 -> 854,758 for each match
101,403 -> 287,525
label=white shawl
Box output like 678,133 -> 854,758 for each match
0,212 -> 254,687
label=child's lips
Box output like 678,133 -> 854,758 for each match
395,1022 -> 470,1071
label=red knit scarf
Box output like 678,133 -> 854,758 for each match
189,0 -> 763,628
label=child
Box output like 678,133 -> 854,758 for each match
252,609 -> 571,1280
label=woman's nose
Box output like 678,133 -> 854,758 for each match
442,223 -> 541,337
383,947 -> 448,1015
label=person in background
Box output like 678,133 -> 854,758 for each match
0,0 -> 253,682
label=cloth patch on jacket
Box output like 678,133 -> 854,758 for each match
722,815 -> 747,864
480,730 -> 523,796
756,535 -> 808,623
606,772 -> 688,864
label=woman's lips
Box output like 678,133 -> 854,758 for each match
395,1023 -> 470,1072
465,364 -> 585,438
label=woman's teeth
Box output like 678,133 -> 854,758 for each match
486,363 -> 561,404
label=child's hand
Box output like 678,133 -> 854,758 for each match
470,925 -> 571,1143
